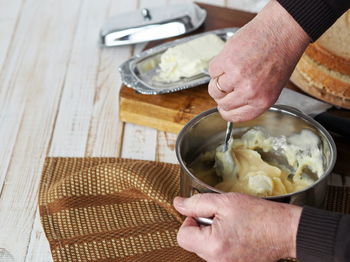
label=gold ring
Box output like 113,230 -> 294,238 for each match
213,72 -> 226,94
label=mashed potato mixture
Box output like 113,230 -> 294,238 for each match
189,128 -> 324,197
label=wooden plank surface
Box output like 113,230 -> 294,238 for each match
0,0 -> 187,260
0,0 -> 83,260
24,1 -> 136,261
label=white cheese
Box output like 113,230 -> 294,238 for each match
156,34 -> 225,82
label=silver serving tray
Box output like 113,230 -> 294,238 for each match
119,28 -> 239,95
101,3 -> 206,47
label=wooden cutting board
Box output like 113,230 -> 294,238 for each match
119,4 -> 257,133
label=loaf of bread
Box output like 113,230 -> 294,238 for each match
291,10 -> 350,109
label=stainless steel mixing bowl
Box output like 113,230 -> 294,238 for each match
176,105 -> 337,208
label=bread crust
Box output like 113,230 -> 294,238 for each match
305,43 -> 350,75
291,10 -> 350,109
291,55 -> 350,109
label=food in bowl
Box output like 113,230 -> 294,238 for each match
189,127 -> 324,197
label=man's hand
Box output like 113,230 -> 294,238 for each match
208,0 -> 310,122
174,193 -> 302,262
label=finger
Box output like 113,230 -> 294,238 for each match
208,54 -> 224,77
218,104 -> 266,122
208,73 -> 235,100
215,89 -> 250,111
173,194 -> 219,218
177,217 -> 210,253
208,78 -> 226,100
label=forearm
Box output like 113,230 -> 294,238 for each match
277,0 -> 350,41
297,206 -> 350,261
254,0 -> 311,68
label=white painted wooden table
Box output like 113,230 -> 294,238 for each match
2,0 -> 349,261
2,0 -> 350,261
0,0 -> 270,261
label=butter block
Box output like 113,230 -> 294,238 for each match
156,34 -> 225,82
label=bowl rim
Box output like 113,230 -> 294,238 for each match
175,105 -> 337,199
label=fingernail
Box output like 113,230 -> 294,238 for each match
173,197 -> 185,208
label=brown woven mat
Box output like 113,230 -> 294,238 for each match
39,158 -> 350,262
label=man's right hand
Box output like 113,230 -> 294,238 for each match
208,0 -> 310,123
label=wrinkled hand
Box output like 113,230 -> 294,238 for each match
208,0 -> 310,122
174,193 -> 302,262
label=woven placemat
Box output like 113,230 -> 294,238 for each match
39,158 -> 350,262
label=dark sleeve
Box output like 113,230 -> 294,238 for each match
296,206 -> 350,261
277,0 -> 350,41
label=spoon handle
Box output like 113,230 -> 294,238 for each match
223,122 -> 233,151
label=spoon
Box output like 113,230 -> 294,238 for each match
215,122 -> 237,180
223,122 -> 233,151
196,122 -> 237,226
